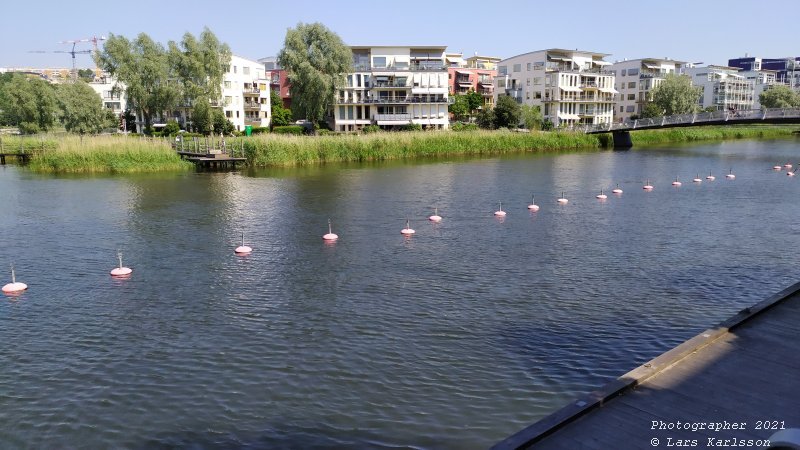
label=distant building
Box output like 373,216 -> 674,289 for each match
219,54 -> 271,131
333,45 -> 450,132
495,49 -> 616,127
684,65 -> 754,111
728,55 -> 800,89
609,58 -> 685,121
87,73 -> 126,115
446,53 -> 499,109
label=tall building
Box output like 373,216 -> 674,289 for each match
728,55 -> 800,89
88,73 -> 126,115
684,65 -> 754,111
608,58 -> 684,121
495,49 -> 616,128
332,46 -> 449,131
446,53 -> 499,109
220,55 -> 271,131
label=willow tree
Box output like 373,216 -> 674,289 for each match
277,22 -> 352,124
57,81 -> 115,134
95,33 -> 181,131
168,27 -> 231,103
648,74 -> 702,116
0,73 -> 58,133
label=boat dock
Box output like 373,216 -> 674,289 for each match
492,282 -> 800,450
0,153 -> 30,165
177,150 -> 246,170
174,136 -> 246,170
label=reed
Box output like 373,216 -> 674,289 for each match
629,125 -> 797,146
25,135 -> 192,173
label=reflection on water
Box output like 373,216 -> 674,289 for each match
1,138 -> 799,449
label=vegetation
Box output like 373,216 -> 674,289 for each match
449,91 -> 483,121
493,96 -> 521,128
451,122 -> 478,131
57,81 -> 116,134
362,124 -> 381,134
0,74 -> 59,133
643,74 -> 702,117
476,108 -> 496,129
628,125 -> 797,146
270,90 -> 292,126
277,22 -> 352,123
272,125 -> 305,135
759,85 -> 800,109
4,135 -> 193,173
520,105 -> 543,130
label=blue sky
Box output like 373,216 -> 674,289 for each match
2,0 -> 797,69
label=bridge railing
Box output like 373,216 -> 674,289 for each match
580,108 -> 800,133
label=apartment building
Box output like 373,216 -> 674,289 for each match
88,74 -> 127,114
684,65 -> 754,111
495,49 -> 616,128
260,57 -> 291,109
220,55 -> 271,131
609,58 -> 684,121
447,53 -> 499,109
333,46 -> 449,131
728,55 -> 800,90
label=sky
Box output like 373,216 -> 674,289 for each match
2,0 -> 798,69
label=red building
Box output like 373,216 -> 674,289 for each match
267,68 -> 292,109
446,54 -> 500,109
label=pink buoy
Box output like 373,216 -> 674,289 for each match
611,184 -> 623,194
527,195 -> 540,211
784,163 -> 792,169
774,165 -> 782,170
401,219 -> 415,235
428,208 -> 442,222
494,202 -> 507,217
596,189 -> 607,200
643,179 -> 654,190
693,173 -> 702,183
110,251 -> 132,277
672,177 -> 682,186
788,171 -> 796,177
706,172 -> 715,181
323,219 -> 339,241
557,191 -> 568,204
235,232 -> 252,255
2,266 -> 27,294
726,168 -> 735,179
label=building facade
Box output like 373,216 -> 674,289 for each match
88,74 -> 126,115
220,55 -> 271,131
495,49 -> 616,128
728,56 -> 800,90
447,53 -> 499,109
609,58 -> 684,121
684,65 -> 754,111
332,46 -> 449,131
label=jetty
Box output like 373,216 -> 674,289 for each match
493,282 -> 800,450
0,153 -> 30,165
173,135 -> 246,170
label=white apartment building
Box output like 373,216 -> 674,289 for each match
333,46 -> 449,131
684,65 -> 754,111
495,49 -> 616,128
739,70 -> 787,109
609,58 -> 684,121
88,74 -> 127,115
221,54 -> 271,131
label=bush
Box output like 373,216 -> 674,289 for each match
250,126 -> 270,135
163,120 -> 181,136
272,125 -> 304,135
362,125 -> 381,134
541,120 -> 554,131
451,122 -> 478,131
317,129 -> 333,136
18,122 -> 41,135
401,123 -> 422,132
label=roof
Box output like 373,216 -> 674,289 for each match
349,45 -> 448,51
498,48 -> 611,64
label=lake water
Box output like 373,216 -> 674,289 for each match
1,139 -> 799,449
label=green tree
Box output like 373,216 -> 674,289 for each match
493,95 -> 521,128
759,85 -> 800,109
448,95 -> 469,121
465,90 -> 483,114
0,74 -> 58,133
277,22 -> 352,123
77,69 -> 95,82
56,81 -> 111,134
270,90 -> 292,126
168,27 -> 231,104
191,100 -> 212,134
212,108 -> 234,135
520,104 -> 543,130
96,32 -> 181,131
640,103 -> 664,118
476,107 -> 495,129
649,74 -> 701,116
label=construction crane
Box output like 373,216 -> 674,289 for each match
28,36 -> 106,81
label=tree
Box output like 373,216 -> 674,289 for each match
493,95 -> 521,128
640,103 -> 664,118
212,108 -> 234,135
649,74 -> 701,116
191,100 -> 213,134
56,81 -> 113,134
270,90 -> 292,126
168,27 -> 231,103
77,69 -> 95,82
759,85 -> 800,109
448,95 -> 469,121
520,104 -> 543,130
96,32 -> 182,131
277,22 -> 352,123
476,108 -> 495,129
0,74 -> 58,133
465,90 -> 483,114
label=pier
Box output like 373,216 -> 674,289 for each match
174,136 -> 246,170
493,282 -> 800,450
0,153 -> 30,165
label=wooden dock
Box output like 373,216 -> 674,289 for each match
177,151 -> 245,170
493,282 -> 800,450
0,153 -> 30,165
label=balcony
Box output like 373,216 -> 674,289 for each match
373,81 -> 409,88
243,87 -> 260,95
375,113 -> 412,124
244,117 -> 261,124
351,64 -> 447,72
270,76 -> 280,84
244,102 -> 262,110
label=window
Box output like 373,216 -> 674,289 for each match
627,68 -> 639,76
526,92 -> 530,99
224,96 -> 232,106
339,106 -> 345,119
628,82 -> 636,88
626,105 -> 635,112
621,69 -> 627,76
347,75 -> 353,86
534,62 -> 544,70
534,91 -> 542,99
224,81 -> 231,88
233,66 -> 237,74
513,64 -> 521,72
373,56 -> 387,68
526,78 -> 531,86
225,111 -> 232,118
236,111 -> 240,118
243,67 -> 250,75
533,77 -> 541,85
620,106 -> 624,112
526,62 -> 532,71
627,94 -> 635,100
498,65 -> 508,76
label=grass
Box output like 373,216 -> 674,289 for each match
21,135 -> 193,173
4,124 -> 798,172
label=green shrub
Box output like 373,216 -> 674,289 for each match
163,120 -> 181,136
401,123 -> 422,131
362,125 -> 381,134
250,126 -> 270,135
451,122 -> 478,131
272,125 -> 304,135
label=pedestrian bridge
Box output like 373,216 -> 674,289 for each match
580,108 -> 800,148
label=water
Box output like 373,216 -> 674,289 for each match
1,139 -> 799,449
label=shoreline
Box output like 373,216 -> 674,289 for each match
3,125 -> 797,173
